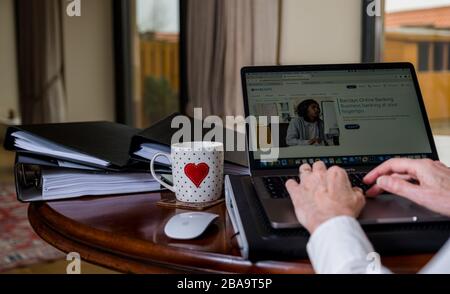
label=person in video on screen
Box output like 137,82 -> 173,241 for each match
285,158 -> 450,274
286,99 -> 327,146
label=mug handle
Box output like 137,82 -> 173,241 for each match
150,152 -> 175,192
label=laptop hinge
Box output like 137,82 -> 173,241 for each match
251,165 -> 376,177
251,169 -> 299,177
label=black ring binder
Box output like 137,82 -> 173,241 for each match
18,164 -> 42,189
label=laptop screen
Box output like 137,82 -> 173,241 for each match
243,65 -> 436,169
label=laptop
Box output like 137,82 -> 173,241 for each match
241,62 -> 447,229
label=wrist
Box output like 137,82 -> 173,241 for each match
307,213 -> 355,234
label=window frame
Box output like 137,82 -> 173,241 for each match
113,0 -> 186,126
361,0 -> 385,62
113,0 -> 134,125
418,42 -> 431,72
433,42 -> 445,71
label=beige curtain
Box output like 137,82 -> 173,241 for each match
43,0 -> 67,123
16,0 -> 67,124
186,0 -> 280,118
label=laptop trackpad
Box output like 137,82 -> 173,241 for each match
359,194 -> 439,224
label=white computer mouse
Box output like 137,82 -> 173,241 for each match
164,212 -> 219,240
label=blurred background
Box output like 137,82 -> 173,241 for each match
1,0 -> 450,273
2,0 -> 450,130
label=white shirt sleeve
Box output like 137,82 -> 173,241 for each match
306,216 -> 391,274
307,216 -> 450,274
419,239 -> 450,274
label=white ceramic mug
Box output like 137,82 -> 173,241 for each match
150,142 -> 224,203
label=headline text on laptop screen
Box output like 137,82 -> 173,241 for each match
245,68 -> 434,169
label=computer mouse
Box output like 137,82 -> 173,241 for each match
164,212 -> 219,240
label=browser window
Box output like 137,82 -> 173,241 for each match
245,69 -> 434,168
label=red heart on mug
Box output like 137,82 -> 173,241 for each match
184,163 -> 210,188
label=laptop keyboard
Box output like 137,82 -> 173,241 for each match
262,176 -> 298,199
348,172 -> 371,192
262,173 -> 370,199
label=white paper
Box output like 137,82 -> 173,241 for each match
12,131 -> 110,167
134,143 -> 171,165
41,169 -> 161,199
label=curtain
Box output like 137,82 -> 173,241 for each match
186,0 -> 280,118
16,0 -> 67,124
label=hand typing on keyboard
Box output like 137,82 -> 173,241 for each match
363,158 -> 450,218
285,161 -> 366,234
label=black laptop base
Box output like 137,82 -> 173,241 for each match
225,175 -> 450,261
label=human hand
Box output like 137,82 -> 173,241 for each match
285,162 -> 366,234
364,159 -> 450,217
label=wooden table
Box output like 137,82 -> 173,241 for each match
28,191 -> 434,274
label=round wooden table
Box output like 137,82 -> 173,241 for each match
28,192 -> 434,274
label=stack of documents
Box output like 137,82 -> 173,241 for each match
41,170 -> 160,200
134,143 -> 171,166
12,131 -> 110,167
4,117 -> 251,202
4,121 -> 164,202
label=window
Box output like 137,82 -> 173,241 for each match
383,1 -> 450,136
434,42 -> 445,71
134,0 -> 180,128
418,42 -> 430,71
448,42 -> 450,70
